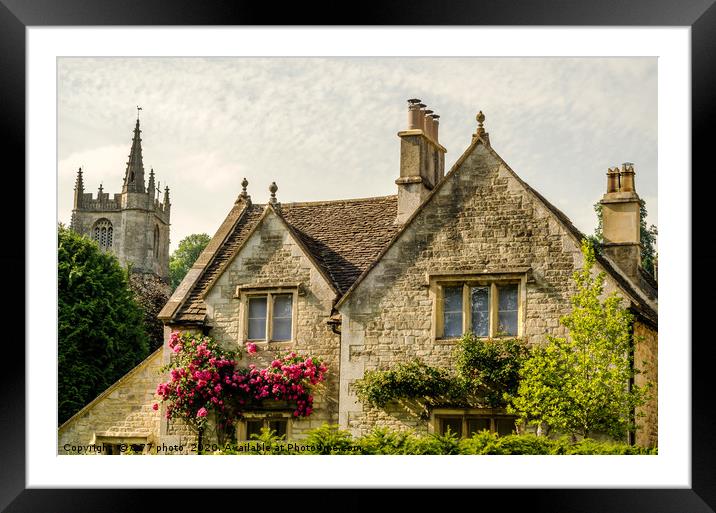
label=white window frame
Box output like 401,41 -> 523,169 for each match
238,286 -> 298,345
429,272 -> 528,340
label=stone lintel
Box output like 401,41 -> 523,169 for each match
234,282 -> 302,297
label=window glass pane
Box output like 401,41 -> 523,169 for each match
272,319 -> 292,341
443,286 -> 463,338
470,286 -> 490,337
272,295 -> 292,341
495,418 -> 515,437
246,420 -> 264,440
497,284 -> 518,336
268,420 -> 287,439
467,417 -> 491,436
247,297 -> 267,340
440,417 -> 463,438
273,295 -> 292,318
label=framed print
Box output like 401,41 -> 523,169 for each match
2,0 -> 714,510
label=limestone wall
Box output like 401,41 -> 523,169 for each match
58,349 -> 163,454
339,143 -> 648,438
634,320 -> 658,447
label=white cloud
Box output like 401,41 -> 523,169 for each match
58,57 -> 657,252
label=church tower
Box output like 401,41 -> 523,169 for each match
70,110 -> 171,280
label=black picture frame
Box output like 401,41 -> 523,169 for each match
2,1 -> 712,511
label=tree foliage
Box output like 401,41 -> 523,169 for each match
169,233 -> 211,290
58,224 -> 149,424
508,239 -> 650,439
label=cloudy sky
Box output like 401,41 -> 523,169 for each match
58,57 -> 657,253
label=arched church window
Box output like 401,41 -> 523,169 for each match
92,219 -> 113,251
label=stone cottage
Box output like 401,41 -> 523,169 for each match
58,101 -> 657,453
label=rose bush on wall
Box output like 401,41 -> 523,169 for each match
154,331 -> 327,446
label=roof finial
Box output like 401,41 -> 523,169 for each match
473,110 -> 490,145
137,105 -> 143,120
476,111 -> 485,134
236,177 -> 250,204
269,181 -> 278,204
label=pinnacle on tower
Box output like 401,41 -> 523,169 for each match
163,185 -> 171,210
148,167 -> 156,201
122,116 -> 146,193
73,167 -> 85,209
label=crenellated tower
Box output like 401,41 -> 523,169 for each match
70,111 -> 171,280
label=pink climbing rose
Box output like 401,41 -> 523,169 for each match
197,407 -> 208,418
246,343 -> 257,355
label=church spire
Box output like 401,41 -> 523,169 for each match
122,110 -> 146,193
73,167 -> 84,208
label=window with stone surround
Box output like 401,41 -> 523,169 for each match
433,410 -> 517,438
238,414 -> 290,441
91,218 -> 113,252
430,271 -> 527,340
238,286 -> 298,343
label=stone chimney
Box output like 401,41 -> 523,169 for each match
600,163 -> 642,282
395,99 -> 447,224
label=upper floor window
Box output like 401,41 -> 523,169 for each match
92,219 -> 113,251
244,291 -> 295,343
432,273 -> 526,339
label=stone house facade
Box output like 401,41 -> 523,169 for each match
58,101 -> 657,453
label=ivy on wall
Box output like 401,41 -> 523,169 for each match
353,334 -> 528,411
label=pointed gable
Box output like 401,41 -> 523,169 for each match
336,131 -> 656,325
161,195 -> 400,325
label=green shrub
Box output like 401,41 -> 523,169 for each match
356,427 -> 412,455
304,424 -> 357,454
405,429 -> 461,455
209,423 -> 657,455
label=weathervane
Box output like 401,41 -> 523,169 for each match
136,105 -> 143,119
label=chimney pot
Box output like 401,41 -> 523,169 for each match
407,101 -> 423,130
424,110 -> 434,139
619,163 -> 636,192
606,167 -> 620,193
431,114 -> 440,142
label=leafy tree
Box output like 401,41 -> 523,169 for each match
508,239 -> 650,440
169,233 -> 211,290
592,200 -> 658,276
58,224 -> 149,424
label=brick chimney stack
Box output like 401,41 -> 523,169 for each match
600,163 -> 642,282
395,99 -> 447,224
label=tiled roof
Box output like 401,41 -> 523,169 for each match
279,196 -> 399,294
168,196 -> 399,323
